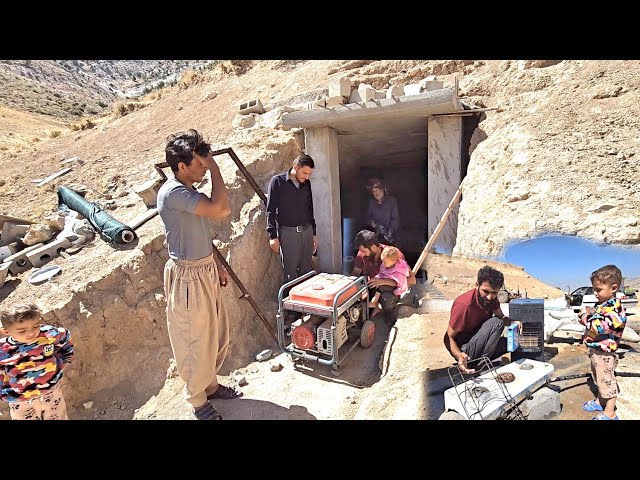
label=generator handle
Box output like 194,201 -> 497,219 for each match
277,270 -> 317,313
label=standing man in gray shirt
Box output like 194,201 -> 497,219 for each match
157,129 -> 241,421
266,154 -> 318,285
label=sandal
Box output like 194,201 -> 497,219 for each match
207,384 -> 243,400
593,412 -> 619,420
194,401 -> 223,420
582,399 -> 604,412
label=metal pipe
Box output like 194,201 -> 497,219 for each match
210,241 -> 278,343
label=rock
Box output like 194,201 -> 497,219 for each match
439,410 -> 465,420
22,224 -> 56,246
622,326 -> 640,343
166,359 -> 178,379
256,349 -> 272,362
233,372 -> 248,386
42,212 -> 67,230
270,362 -> 283,372
83,401 -> 94,409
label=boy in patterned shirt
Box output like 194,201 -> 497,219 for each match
0,302 -> 74,420
579,265 -> 626,420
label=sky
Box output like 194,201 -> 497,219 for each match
502,235 -> 640,292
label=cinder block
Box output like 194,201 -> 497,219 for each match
358,84 -> 376,102
348,89 -> 362,104
326,96 -> 345,108
374,89 -> 386,99
0,262 -> 10,289
238,99 -> 265,115
419,78 -> 444,91
25,237 -> 72,268
329,76 -> 351,97
404,83 -> 422,96
3,242 -> 45,275
0,222 -> 30,247
0,242 -> 19,262
386,84 -> 405,99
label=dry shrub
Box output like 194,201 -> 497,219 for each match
178,69 -> 202,90
48,130 -> 62,138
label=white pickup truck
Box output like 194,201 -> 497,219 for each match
569,286 -> 638,312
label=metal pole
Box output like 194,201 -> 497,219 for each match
211,241 -> 278,343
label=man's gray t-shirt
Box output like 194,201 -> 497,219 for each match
157,178 -> 213,260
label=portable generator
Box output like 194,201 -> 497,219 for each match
276,271 -> 374,373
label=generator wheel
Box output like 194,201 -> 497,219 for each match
360,320 -> 375,348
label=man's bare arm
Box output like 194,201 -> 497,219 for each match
193,154 -> 231,219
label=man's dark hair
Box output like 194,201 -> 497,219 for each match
354,229 -> 380,250
590,264 -> 622,288
294,154 -> 315,169
477,265 -> 504,289
165,129 -> 211,172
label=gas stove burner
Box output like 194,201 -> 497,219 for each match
519,363 -> 534,370
470,386 -> 489,398
497,372 -> 516,383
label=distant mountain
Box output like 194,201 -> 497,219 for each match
0,60 -> 214,120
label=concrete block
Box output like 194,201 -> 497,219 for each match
238,99 -> 265,115
25,237 -> 72,268
358,84 -> 376,102
329,77 -> 351,97
348,89 -> 362,104
519,386 -> 561,420
0,223 -> 30,247
374,89 -> 387,99
419,78 -> 444,91
0,262 -> 10,289
386,84 -> 405,99
134,179 -> 163,208
325,96 -> 345,108
3,242 -> 45,275
0,242 -> 19,262
404,83 -> 422,96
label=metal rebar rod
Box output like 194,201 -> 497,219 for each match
211,242 -> 278,343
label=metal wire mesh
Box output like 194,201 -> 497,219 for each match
447,356 -> 526,420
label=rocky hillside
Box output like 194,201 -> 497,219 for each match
1,60 -> 639,259
0,60 -> 213,120
452,60 -> 640,258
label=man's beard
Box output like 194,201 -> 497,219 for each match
477,288 -> 490,306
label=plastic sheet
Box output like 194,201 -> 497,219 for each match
57,186 -> 136,244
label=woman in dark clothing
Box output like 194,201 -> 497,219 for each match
365,178 -> 400,246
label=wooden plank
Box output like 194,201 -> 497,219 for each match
0,214 -> 35,225
36,167 -> 72,187
130,208 -> 158,230
430,107 -> 499,117
412,179 -> 466,275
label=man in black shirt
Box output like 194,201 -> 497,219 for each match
266,154 -> 318,284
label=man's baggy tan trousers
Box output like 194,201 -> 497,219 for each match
164,254 -> 229,408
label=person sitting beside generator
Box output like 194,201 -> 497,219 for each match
368,246 -> 410,317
